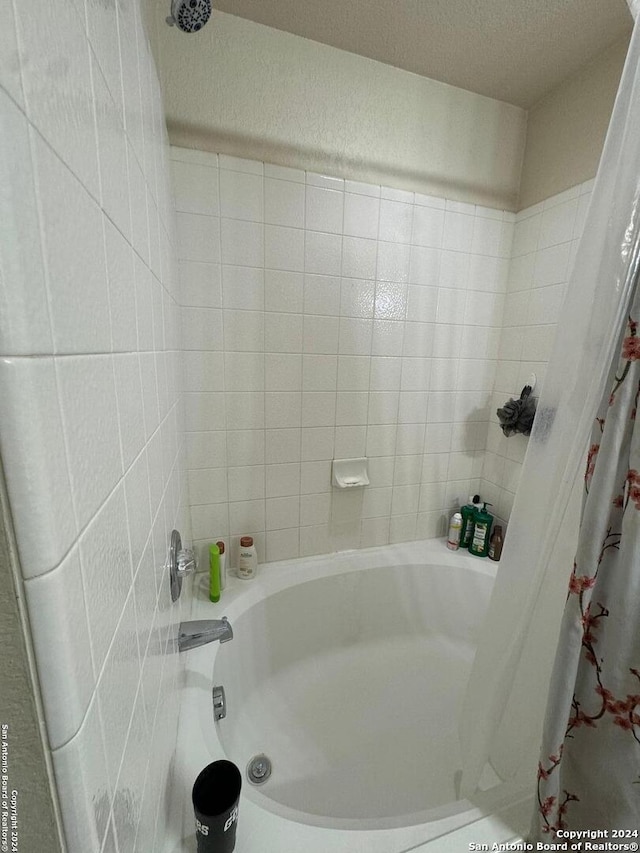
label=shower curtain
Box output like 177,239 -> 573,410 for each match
532,292 -> 640,834
459,20 -> 640,805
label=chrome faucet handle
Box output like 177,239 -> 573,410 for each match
169,529 -> 198,603
176,547 -> 197,578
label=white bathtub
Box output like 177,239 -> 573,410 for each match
169,539 -> 534,853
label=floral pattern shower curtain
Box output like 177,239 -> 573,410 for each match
533,295 -> 640,835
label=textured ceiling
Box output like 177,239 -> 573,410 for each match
209,0 -> 632,108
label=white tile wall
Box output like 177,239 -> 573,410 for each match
0,2 -> 187,852
172,148 -> 513,567
481,180 -> 593,526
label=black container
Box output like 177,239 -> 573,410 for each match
192,760 -> 242,853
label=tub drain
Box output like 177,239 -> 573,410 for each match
246,754 -> 272,785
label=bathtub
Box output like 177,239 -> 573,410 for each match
169,539 -> 534,853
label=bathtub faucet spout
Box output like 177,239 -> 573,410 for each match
178,617 -> 233,652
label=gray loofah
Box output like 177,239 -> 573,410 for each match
497,385 -> 537,437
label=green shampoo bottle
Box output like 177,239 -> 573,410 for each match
209,543 -> 221,603
469,502 -> 494,558
460,494 -> 480,550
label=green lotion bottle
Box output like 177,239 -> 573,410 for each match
469,502 -> 494,558
209,543 -> 221,602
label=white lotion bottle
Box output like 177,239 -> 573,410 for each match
447,512 -> 463,550
237,535 -> 257,579
216,540 -> 227,590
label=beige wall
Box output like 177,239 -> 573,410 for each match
518,35 -> 630,210
149,8 -> 631,213
151,11 -> 527,209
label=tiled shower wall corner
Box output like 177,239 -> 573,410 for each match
0,2 -> 188,852
480,180 -> 593,520
171,147 -> 514,566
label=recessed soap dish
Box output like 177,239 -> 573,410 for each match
332,458 -> 369,488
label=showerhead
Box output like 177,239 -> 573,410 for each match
166,0 -> 212,33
